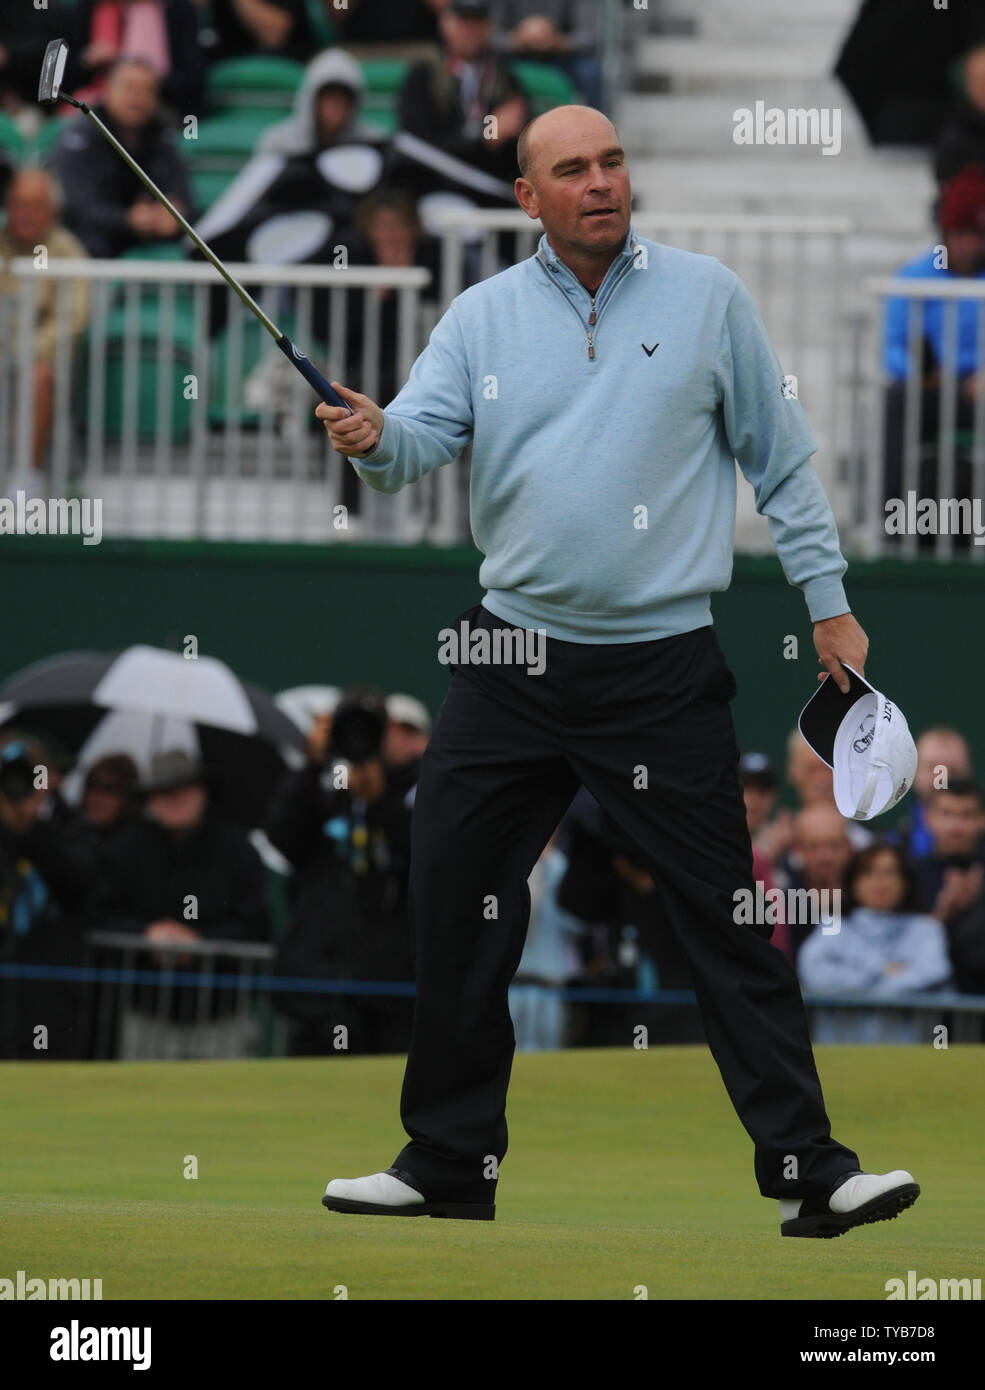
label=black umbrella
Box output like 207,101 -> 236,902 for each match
0,646 -> 306,828
835,0 -> 985,145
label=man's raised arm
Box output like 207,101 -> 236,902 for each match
316,303 -> 475,494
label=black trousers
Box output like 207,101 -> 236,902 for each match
391,605 -> 860,1204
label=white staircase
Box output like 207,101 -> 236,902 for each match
616,0 -> 936,551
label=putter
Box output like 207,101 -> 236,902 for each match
38,38 -> 354,414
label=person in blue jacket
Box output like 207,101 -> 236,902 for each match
315,104 -> 919,1240
799,844 -> 952,1044
882,164 -> 985,533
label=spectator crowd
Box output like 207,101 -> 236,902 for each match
1,0 -> 608,480
2,672 -> 984,1063
0,683 -> 433,1060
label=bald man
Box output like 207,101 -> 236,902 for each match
318,106 -> 918,1238
0,169 -> 90,473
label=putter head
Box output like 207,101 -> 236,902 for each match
38,39 -> 70,105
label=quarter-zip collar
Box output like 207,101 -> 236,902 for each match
535,224 -> 641,359
535,224 -> 640,306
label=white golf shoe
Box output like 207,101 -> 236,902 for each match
322,1167 -> 495,1220
780,1169 -> 920,1238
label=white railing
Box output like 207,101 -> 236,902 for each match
852,276 -> 985,560
5,223 -> 950,551
0,258 -> 433,543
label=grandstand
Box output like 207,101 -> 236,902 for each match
624,0 -> 937,552
0,0 -> 945,553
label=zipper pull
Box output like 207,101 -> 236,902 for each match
588,335 -> 595,360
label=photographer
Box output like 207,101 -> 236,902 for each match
265,687 -> 419,1057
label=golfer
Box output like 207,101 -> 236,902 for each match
316,106 -> 919,1237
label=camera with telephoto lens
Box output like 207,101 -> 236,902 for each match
329,687 -> 388,765
0,742 -> 38,804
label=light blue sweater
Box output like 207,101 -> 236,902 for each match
350,226 -> 850,642
798,906 -> 952,1044
798,907 -> 952,997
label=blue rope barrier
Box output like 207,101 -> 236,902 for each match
3,961 -> 985,1010
0,962 -> 417,997
1,962 -> 695,1002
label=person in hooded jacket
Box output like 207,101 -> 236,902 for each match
192,48 -> 391,267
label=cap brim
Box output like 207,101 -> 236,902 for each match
798,665 -> 876,769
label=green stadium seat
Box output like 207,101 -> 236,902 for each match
116,243 -> 196,320
206,56 -> 304,111
118,242 -> 187,262
31,115 -> 78,163
80,297 -> 199,443
359,59 -> 409,136
209,314 -> 273,429
510,61 -> 577,113
359,108 -> 399,137
208,312 -> 329,429
0,112 -> 26,166
189,168 -> 239,213
182,110 -> 285,172
361,58 -> 410,95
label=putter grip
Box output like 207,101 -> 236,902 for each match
275,335 -> 353,412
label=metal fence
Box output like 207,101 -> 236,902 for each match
82,930 -> 284,1060
803,991 -> 985,1044
4,220 -> 953,549
850,275 -> 985,560
10,934 -> 980,1060
0,257 -> 433,542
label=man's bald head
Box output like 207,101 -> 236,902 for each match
7,168 -> 58,209
517,105 -> 620,183
794,802 -> 853,892
5,167 -> 61,246
513,105 -> 631,280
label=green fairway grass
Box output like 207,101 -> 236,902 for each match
2,1046 -> 982,1299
